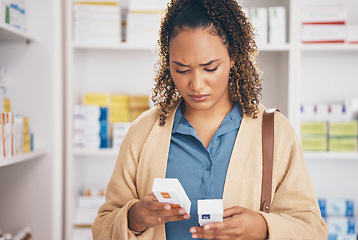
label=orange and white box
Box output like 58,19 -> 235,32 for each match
152,178 -> 191,213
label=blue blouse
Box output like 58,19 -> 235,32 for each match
165,102 -> 243,239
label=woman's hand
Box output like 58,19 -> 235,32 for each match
128,193 -> 190,232
190,206 -> 268,240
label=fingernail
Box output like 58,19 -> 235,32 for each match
204,225 -> 210,230
192,234 -> 198,238
184,214 -> 190,219
164,205 -> 171,210
190,228 -> 196,233
179,209 -> 185,214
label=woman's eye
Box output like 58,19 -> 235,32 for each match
205,67 -> 218,72
176,69 -> 189,74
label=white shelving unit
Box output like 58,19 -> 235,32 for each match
0,22 -> 36,42
0,1 -> 63,240
0,149 -> 46,168
65,0 -> 358,238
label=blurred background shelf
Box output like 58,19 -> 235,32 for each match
0,22 -> 36,42
304,152 -> 358,161
73,148 -> 119,158
0,149 -> 46,168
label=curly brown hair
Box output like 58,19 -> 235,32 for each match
152,0 -> 262,126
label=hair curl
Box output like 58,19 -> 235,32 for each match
152,0 -> 262,126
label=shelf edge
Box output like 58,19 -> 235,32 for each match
0,149 -> 46,168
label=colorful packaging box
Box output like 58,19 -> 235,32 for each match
152,178 -> 191,214
198,199 -> 223,226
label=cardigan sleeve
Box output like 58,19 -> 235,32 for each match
259,113 -> 328,239
91,123 -> 155,240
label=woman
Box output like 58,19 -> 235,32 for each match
92,0 -> 328,239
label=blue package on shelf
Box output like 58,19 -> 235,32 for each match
99,107 -> 109,121
327,217 -> 357,235
100,135 -> 109,148
319,199 -> 355,217
328,233 -> 358,240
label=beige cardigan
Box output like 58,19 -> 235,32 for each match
92,104 -> 328,240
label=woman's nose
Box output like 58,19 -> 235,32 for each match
190,70 -> 205,92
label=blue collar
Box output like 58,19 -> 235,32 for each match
172,102 -> 243,138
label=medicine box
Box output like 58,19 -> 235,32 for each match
249,8 -> 268,46
301,121 -> 327,136
152,178 -> 191,213
197,199 -> 223,226
301,136 -> 327,152
329,137 -> 357,152
326,217 -> 358,234
268,7 -> 286,44
328,233 -> 358,240
301,24 -> 346,43
329,121 -> 358,137
319,198 -> 354,218
301,5 -> 347,25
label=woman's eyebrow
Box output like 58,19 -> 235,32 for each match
199,59 -> 220,66
172,59 -> 221,67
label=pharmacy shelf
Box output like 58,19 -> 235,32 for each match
73,42 -> 292,52
0,22 -> 36,42
73,41 -> 157,51
258,43 -> 291,51
73,148 -> 119,157
301,43 -> 358,51
304,152 -> 358,161
0,149 -> 46,168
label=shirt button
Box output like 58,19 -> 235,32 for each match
206,166 -> 211,171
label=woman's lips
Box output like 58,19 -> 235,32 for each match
190,94 -> 209,102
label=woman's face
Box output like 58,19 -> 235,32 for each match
169,28 -> 233,114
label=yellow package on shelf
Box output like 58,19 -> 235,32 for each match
301,136 -> 328,151
110,112 -> 131,122
111,94 -> 130,107
329,121 -> 358,137
82,93 -> 110,107
329,137 -> 357,152
301,121 -> 327,136
129,95 -> 149,108
4,98 -> 11,112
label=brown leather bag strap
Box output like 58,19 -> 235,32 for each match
260,108 -> 279,213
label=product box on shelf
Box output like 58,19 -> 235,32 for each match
152,178 -> 191,214
268,7 -> 286,44
301,24 -> 347,44
74,105 -> 109,149
325,217 -> 358,235
301,5 -> 347,25
329,137 -> 357,152
197,199 -> 223,226
73,1 -> 120,43
329,121 -> 358,137
327,233 -> 358,240
112,122 -> 131,149
319,198 -> 355,218
301,136 -> 328,152
301,5 -> 347,44
249,8 -> 268,46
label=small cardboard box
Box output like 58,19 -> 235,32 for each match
198,199 -> 223,226
301,136 -> 328,151
152,178 -> 191,213
301,121 -> 327,136
329,121 -> 358,137
329,137 -> 357,152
